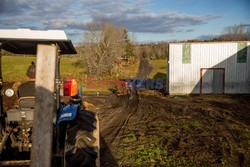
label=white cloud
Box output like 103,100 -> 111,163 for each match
42,19 -> 90,30
0,0 -> 220,42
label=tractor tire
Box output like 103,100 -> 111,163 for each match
0,121 -> 3,141
64,110 -> 98,167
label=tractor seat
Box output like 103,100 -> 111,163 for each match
19,97 -> 35,109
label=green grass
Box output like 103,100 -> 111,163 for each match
242,128 -> 250,146
149,59 -> 167,79
2,56 -> 36,82
2,55 -> 88,91
2,56 -> 81,82
2,56 -> 167,92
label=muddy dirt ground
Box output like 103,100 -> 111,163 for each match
2,83 -> 250,167
83,91 -> 250,167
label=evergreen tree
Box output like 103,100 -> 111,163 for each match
123,29 -> 134,59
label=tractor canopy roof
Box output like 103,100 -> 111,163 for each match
0,29 -> 77,55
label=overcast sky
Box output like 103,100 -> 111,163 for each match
0,0 -> 249,44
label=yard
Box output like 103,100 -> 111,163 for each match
2,55 -> 249,167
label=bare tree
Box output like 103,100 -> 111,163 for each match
81,21 -> 126,76
220,24 -> 250,41
135,42 -> 169,60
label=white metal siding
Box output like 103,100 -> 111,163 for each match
169,42 -> 250,94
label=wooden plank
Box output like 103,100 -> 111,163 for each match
0,160 -> 30,166
30,44 -> 57,167
94,114 -> 100,167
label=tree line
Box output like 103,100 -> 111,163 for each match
214,24 -> 250,41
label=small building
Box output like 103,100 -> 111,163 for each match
167,41 -> 250,94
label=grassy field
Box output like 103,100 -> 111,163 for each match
2,56 -> 82,82
2,56 -> 166,92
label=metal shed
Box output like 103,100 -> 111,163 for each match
168,41 -> 250,94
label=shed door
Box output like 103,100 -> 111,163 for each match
201,69 -> 224,94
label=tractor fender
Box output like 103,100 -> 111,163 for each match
57,105 -> 78,125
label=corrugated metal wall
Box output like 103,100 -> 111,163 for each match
169,42 -> 250,94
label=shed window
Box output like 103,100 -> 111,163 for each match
237,42 -> 247,63
182,44 -> 191,64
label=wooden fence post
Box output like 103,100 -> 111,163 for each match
30,44 -> 57,167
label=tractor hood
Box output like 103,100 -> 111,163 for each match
0,29 -> 77,55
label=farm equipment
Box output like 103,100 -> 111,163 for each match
0,29 -> 99,167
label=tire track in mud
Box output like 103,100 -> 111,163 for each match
84,93 -> 250,167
